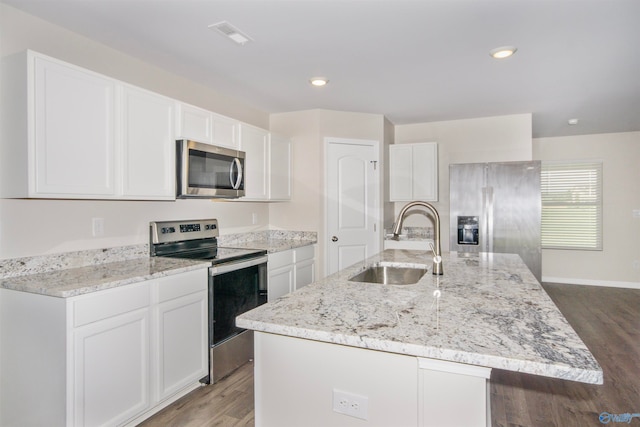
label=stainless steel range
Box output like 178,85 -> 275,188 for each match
150,219 -> 267,384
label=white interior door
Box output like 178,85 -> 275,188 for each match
326,139 -> 380,276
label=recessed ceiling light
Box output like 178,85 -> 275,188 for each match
209,21 -> 253,46
568,118 -> 579,125
309,77 -> 329,87
489,46 -> 517,59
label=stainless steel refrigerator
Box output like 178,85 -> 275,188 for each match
449,161 -> 541,282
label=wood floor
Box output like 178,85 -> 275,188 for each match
138,362 -> 254,427
140,283 -> 640,427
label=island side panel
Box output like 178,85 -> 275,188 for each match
418,358 -> 492,427
254,332 -> 419,426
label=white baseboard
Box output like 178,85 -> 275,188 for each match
542,276 -> 640,290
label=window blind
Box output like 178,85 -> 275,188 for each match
541,161 -> 603,250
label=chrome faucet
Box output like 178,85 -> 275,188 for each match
392,201 -> 443,275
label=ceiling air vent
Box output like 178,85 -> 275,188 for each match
208,21 -> 253,46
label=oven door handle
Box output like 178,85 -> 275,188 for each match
210,255 -> 268,276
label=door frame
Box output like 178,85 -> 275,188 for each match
323,137 -> 381,277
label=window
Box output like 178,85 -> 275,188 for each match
541,161 -> 603,250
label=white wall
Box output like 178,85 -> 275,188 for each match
534,131 -> 640,287
270,109 -> 387,278
0,4 -> 271,259
393,114 -> 533,250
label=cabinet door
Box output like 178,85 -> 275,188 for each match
389,144 -> 413,201
412,143 -> 438,201
211,113 -> 239,149
155,290 -> 208,400
121,85 -> 175,199
269,134 -> 292,200
268,264 -> 294,302
177,103 -> 212,144
73,308 -> 150,427
294,259 -> 315,291
33,56 -> 116,197
239,124 -> 269,200
177,104 -> 239,149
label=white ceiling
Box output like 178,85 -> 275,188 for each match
4,0 -> 640,138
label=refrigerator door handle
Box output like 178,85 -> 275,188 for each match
485,186 -> 494,253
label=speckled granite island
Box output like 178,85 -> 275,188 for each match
237,249 -> 602,427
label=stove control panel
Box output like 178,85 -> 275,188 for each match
150,219 -> 219,244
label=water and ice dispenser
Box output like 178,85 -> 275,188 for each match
457,216 -> 479,245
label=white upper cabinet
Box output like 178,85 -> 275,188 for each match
121,85 -> 175,199
239,124 -> 269,200
238,126 -> 292,202
32,54 -> 118,197
211,113 -> 240,149
389,142 -> 438,202
0,50 -> 292,202
0,51 -> 177,200
176,103 -> 239,149
268,133 -> 292,201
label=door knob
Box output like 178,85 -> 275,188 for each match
331,236 -> 339,242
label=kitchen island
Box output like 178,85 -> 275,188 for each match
237,249 -> 602,427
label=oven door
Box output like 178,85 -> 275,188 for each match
177,139 -> 245,199
210,255 -> 267,346
208,255 -> 267,383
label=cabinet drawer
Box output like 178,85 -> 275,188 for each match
157,269 -> 207,303
73,281 -> 150,327
294,245 -> 315,263
268,250 -> 294,270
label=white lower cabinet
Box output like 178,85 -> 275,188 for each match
0,267 -> 208,427
155,279 -> 208,401
293,245 -> 315,290
73,305 -> 151,427
267,250 -> 295,301
267,245 -> 316,301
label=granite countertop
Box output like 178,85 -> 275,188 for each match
0,230 -> 317,299
225,238 -> 316,253
0,257 -> 210,298
218,230 -> 317,253
237,249 -> 603,385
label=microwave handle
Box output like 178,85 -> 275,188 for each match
230,158 -> 243,190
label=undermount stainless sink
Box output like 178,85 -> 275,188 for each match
348,262 -> 429,285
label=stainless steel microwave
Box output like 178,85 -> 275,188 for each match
176,139 -> 245,199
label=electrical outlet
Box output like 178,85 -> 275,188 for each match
332,389 -> 368,420
92,217 -> 104,237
